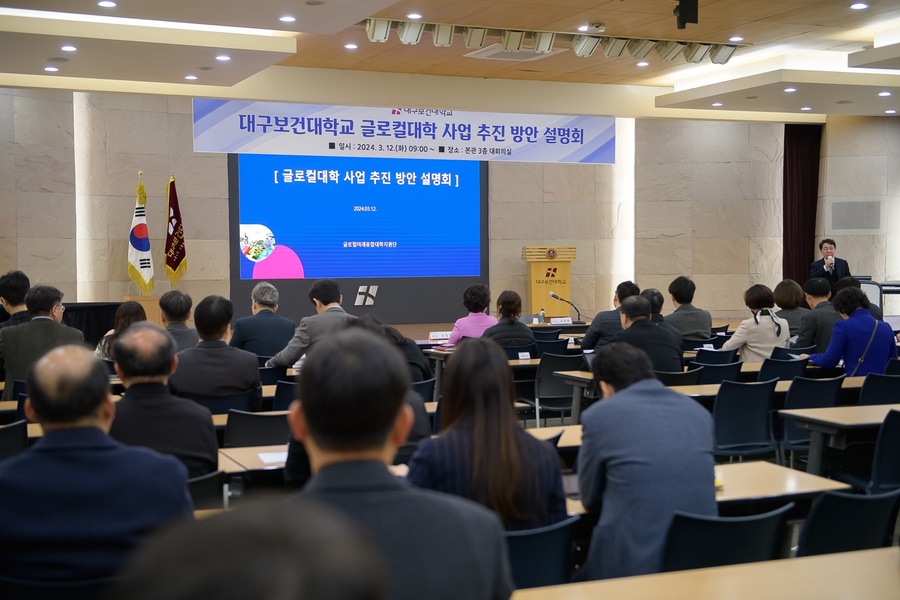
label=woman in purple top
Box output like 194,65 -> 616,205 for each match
446,284 -> 498,346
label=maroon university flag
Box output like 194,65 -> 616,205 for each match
165,176 -> 187,286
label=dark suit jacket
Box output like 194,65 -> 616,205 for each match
612,319 -> 683,373
482,319 -> 536,347
650,313 -> 683,344
581,309 -> 622,351
809,257 -> 851,290
229,309 -> 296,358
793,300 -> 841,353
169,340 -> 262,410
269,306 -> 355,368
109,382 -> 218,478
0,318 -> 84,400
0,309 -> 29,329
302,460 -> 513,600
0,428 -> 192,582
166,323 -> 199,352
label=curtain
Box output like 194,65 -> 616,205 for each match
782,124 -> 823,288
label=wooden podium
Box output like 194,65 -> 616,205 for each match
521,246 -> 576,317
124,295 -> 163,328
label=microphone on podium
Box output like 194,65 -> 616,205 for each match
548,291 -> 585,324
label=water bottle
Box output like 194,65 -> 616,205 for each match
539,308 -> 545,324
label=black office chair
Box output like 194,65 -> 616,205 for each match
0,575 -> 115,600
101,359 -> 117,375
0,420 -> 28,462
535,339 -> 568,358
711,334 -> 733,349
180,390 -> 255,415
710,324 -> 730,335
655,367 -> 703,387
771,346 -> 814,360
830,409 -> 900,494
257,355 -> 272,368
779,376 -> 844,468
695,361 -> 743,385
885,358 -> 900,376
713,378 -> 779,460
223,409 -> 291,447
530,353 -> 585,424
411,377 -> 436,404
661,503 -> 793,572
693,347 -> 739,365
271,380 -> 297,411
258,366 -> 287,386
505,516 -> 580,589
857,373 -> 900,406
757,357 -> 809,382
503,343 -> 537,360
12,379 -> 28,422
532,328 -> 561,341
683,337 -> 717,351
187,470 -> 229,509
796,489 -> 900,557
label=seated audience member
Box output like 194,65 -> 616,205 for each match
834,276 -> 883,321
96,300 -> 147,360
0,285 -> 84,400
108,500 -> 387,600
664,276 -> 712,340
229,281 -> 296,358
109,323 -> 218,478
0,269 -> 31,329
159,290 -> 199,352
407,338 -> 566,530
640,287 -> 682,343
291,329 -> 514,600
267,278 -> 355,368
802,287 -> 897,376
482,290 -> 536,348
794,278 -> 840,353
0,346 -> 192,584
809,238 -> 850,292
582,280 -> 640,351
721,284 -> 790,363
169,295 -> 262,410
446,284 -> 498,346
773,279 -> 809,338
611,296 -> 682,373
357,315 -> 433,383
577,343 -> 716,580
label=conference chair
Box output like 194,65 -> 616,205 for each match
856,373 -> 900,406
532,328 -> 561,341
271,380 -> 297,411
503,343 -> 537,360
661,503 -> 794,572
711,334 -> 733,349
779,376 -> 844,468
187,470 -> 229,510
796,489 -> 900,557
693,347 -> 739,365
830,410 -> 900,494
0,575 -> 116,600
257,356 -> 272,368
757,357 -> 809,382
682,337 -> 718,351
885,358 -> 900,376
0,420 -> 28,462
695,361 -> 743,385
771,346 -> 814,360
12,379 -> 28,422
258,366 -> 287,386
535,339 -> 568,358
654,367 -> 703,387
505,516 -> 580,589
101,359 -> 116,375
711,324 -> 730,335
180,390 -> 255,415
713,378 -> 779,460
411,378 -> 436,404
223,409 -> 291,448
531,353 -> 585,426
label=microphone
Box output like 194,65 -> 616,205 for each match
548,291 -> 586,324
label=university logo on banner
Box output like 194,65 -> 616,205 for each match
165,176 -> 188,286
127,175 -> 154,296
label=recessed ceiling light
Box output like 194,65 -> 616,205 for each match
729,36 -> 744,42
279,15 -> 296,22
577,25 -> 589,32
216,55 -> 231,61
97,1 -> 116,7
406,13 -> 422,19
184,75 -> 198,80
800,106 -> 812,111
43,66 -> 59,72
636,61 -> 649,67
850,3 -> 868,9
887,109 -> 897,114
879,91 -> 891,97
784,87 -> 797,93
711,102 -> 723,107
61,45 -> 76,52
344,43 -> 358,49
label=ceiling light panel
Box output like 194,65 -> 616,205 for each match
602,37 -> 628,58
531,31 -> 556,54
501,30 -> 526,52
571,35 -> 601,58
463,27 -> 487,49
397,21 -> 425,44
432,24 -> 454,47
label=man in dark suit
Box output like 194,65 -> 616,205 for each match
109,322 -> 218,478
835,276 -> 883,321
0,285 -> 84,400
159,290 -> 199,352
229,281 -> 296,358
794,278 -> 840,353
641,287 -> 683,345
577,343 -> 716,580
0,345 -> 192,583
267,279 -> 355,368
581,280 -> 640,351
612,296 -> 683,373
809,238 -> 851,292
169,295 -> 262,410
0,269 -> 30,329
292,329 -> 513,600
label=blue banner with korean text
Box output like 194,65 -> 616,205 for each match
193,99 -> 615,164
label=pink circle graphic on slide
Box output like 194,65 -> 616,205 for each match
252,245 -> 305,279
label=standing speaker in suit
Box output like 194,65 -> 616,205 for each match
808,238 -> 851,292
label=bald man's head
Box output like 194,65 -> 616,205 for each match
27,345 -> 111,425
113,322 -> 177,381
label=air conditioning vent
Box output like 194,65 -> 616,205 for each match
465,43 -> 565,61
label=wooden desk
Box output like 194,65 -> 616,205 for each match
217,451 -> 248,474
551,370 -> 595,424
511,547 -> 900,600
218,445 -> 287,471
425,348 -> 543,402
527,425 -> 583,448
779,404 -> 900,475
671,376 -> 865,400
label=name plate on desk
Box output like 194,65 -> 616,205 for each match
428,331 -> 451,341
518,352 -> 531,360
550,317 -> 573,325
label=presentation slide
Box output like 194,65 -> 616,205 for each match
236,154 -> 483,280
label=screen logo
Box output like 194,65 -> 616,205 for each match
355,285 -> 379,306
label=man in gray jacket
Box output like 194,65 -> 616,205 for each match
794,278 -> 840,353
665,276 -> 712,340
